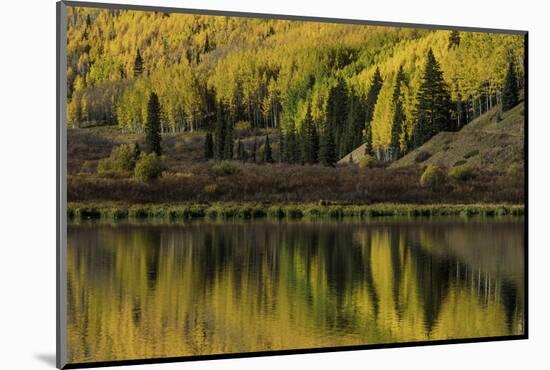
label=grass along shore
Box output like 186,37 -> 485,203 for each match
68,202 -> 524,221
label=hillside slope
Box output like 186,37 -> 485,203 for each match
390,101 -> 524,171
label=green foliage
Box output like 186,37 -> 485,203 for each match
502,60 -> 519,111
300,105 -> 319,164
453,159 -> 467,167
68,202 -> 524,220
448,164 -> 476,181
284,123 -> 300,164
412,49 -> 452,148
145,92 -> 162,155
365,68 -> 383,131
359,154 -> 374,169
67,8 -> 524,156
389,65 -> 406,160
319,122 -> 337,166
237,139 -> 245,161
96,143 -> 140,177
250,137 -> 257,163
204,132 -> 214,159
214,104 -> 226,160
211,161 -> 240,176
448,31 -> 461,49
507,162 -> 524,179
464,149 -> 479,159
112,143 -> 139,171
133,49 -> 144,78
420,164 -> 446,189
414,151 -> 432,163
80,160 -> 95,174
224,120 -> 234,160
262,135 -> 274,163
134,153 -> 162,181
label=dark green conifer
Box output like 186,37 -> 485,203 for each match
224,120 -> 234,160
204,132 -> 214,159
262,135 -> 273,163
364,124 -> 373,156
389,66 -> 406,160
319,120 -> 337,167
365,67 -> 383,130
237,138 -> 245,162
251,137 -> 257,163
214,104 -> 225,160
502,60 -> 519,112
448,31 -> 461,49
364,67 -> 383,156
326,79 -> 348,158
412,49 -> 452,148
284,123 -> 299,164
144,92 -> 162,155
300,105 -> 318,164
133,49 -> 144,78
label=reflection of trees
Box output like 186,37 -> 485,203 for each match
66,219 -> 524,363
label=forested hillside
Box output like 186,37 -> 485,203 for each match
67,7 -> 525,163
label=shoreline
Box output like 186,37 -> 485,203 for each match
67,202 -> 525,220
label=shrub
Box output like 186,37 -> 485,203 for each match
96,157 -> 116,177
80,160 -> 96,174
235,121 -> 252,135
211,161 -> 240,176
453,160 -> 467,167
111,143 -> 139,171
134,153 -> 162,181
359,154 -> 374,170
507,162 -> 524,179
448,165 -> 476,181
420,165 -> 446,190
414,151 -> 431,163
203,184 -> 219,194
464,149 -> 479,159
96,143 -> 139,177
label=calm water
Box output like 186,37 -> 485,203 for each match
67,218 -> 525,364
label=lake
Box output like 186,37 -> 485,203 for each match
67,218 -> 525,364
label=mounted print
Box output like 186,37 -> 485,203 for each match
56,1 -> 527,368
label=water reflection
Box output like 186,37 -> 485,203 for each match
67,218 -> 524,364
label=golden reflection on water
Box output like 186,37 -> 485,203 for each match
67,219 -> 524,364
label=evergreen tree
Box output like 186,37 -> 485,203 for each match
364,124 -> 373,156
262,135 -> 273,163
364,67 -> 383,156
133,49 -> 144,78
284,123 -> 299,164
502,60 -> 519,112
144,92 -> 162,155
224,120 -> 234,159
214,104 -> 225,160
300,105 -> 318,164
412,49 -> 452,148
389,66 -> 406,160
342,92 -> 364,155
319,121 -> 337,166
365,67 -> 383,130
204,132 -> 214,159
278,131 -> 284,163
251,137 -> 257,163
237,138 -> 245,162
326,79 -> 348,154
448,31 -> 461,49
133,142 -> 141,160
